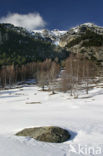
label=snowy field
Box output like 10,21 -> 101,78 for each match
0,84 -> 103,156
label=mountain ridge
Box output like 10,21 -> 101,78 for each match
0,23 -> 68,65
0,22 -> 103,65
59,23 -> 103,65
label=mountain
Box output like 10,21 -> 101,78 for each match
0,24 -> 68,66
0,22 -> 103,66
32,29 -> 67,45
59,23 -> 103,65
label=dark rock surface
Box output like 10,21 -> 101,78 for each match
16,126 -> 71,143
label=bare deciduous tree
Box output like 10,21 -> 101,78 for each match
61,54 -> 98,97
49,61 -> 60,94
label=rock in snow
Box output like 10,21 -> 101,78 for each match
16,126 -> 71,143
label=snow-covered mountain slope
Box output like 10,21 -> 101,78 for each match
32,23 -> 103,46
32,29 -> 67,45
69,22 -> 103,35
32,29 -> 67,37
0,83 -> 103,156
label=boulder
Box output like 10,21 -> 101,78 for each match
16,126 -> 71,143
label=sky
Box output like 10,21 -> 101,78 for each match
0,0 -> 103,30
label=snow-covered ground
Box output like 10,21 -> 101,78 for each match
0,84 -> 103,156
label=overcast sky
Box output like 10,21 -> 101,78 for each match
0,0 -> 103,30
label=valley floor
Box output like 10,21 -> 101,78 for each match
0,84 -> 103,156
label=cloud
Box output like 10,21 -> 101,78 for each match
0,13 -> 46,30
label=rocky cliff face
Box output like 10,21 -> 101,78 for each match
59,23 -> 103,65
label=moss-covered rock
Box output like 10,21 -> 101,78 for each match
16,126 -> 71,143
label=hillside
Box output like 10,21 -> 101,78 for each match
59,23 -> 103,65
1,23 -> 103,66
0,24 -> 68,65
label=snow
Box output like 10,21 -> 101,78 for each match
0,84 -> 103,155
71,23 -> 102,34
71,23 -> 95,33
72,27 -> 79,33
32,29 -> 67,38
32,30 -> 43,33
81,23 -> 95,27
32,29 -> 67,45
51,29 -> 67,36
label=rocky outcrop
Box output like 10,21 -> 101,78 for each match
59,23 -> 103,65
